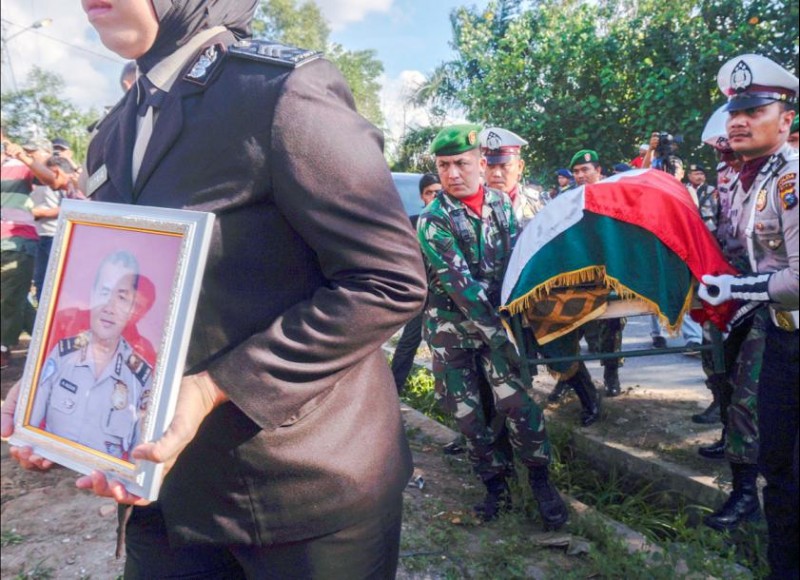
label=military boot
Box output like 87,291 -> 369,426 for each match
704,463 -> 761,531
473,474 -> 512,522
698,427 -> 726,460
547,380 -> 570,403
692,383 -> 721,424
570,365 -> 601,426
603,364 -> 621,397
529,467 -> 568,531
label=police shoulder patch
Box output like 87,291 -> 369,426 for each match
126,352 -> 153,385
778,172 -> 797,210
228,39 -> 322,69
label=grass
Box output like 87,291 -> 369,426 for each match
1,529 -> 26,547
399,364 -> 770,579
13,558 -> 54,580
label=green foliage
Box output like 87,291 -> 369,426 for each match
412,0 -> 799,187
253,0 -> 385,127
391,125 -> 441,172
400,366 -> 455,428
1,529 -> 25,547
1,67 -> 98,163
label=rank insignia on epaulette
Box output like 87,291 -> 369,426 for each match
184,43 -> 224,86
58,333 -> 88,357
127,353 -> 153,385
229,39 -> 322,69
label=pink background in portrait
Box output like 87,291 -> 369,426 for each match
44,223 -> 183,366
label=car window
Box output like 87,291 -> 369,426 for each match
392,173 -> 424,219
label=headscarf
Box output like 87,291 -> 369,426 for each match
137,0 -> 258,73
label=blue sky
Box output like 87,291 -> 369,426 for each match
0,0 -> 486,148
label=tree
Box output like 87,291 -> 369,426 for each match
1,67 -> 98,162
253,0 -> 385,128
412,0 -> 798,186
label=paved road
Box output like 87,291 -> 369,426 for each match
583,313 -> 710,403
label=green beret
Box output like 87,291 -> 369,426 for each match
430,124 -> 482,156
791,114 -> 799,134
570,149 -> 599,167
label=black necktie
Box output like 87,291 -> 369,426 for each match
137,76 -> 166,117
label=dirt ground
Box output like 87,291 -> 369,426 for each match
1,339 -> 728,579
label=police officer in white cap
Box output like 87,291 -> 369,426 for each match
699,53 -> 798,580
480,127 -> 546,229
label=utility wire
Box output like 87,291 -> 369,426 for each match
1,18 -> 124,64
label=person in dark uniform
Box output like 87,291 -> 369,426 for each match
31,250 -> 151,459
700,53 -> 798,580
390,173 -> 441,393
2,1 -> 426,578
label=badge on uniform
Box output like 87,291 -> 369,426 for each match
756,189 -> 768,211
778,172 -> 797,210
184,43 -> 224,86
86,164 -> 108,198
111,380 -> 128,411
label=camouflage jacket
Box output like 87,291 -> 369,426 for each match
417,187 -> 517,349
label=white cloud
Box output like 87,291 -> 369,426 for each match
315,0 -> 394,30
378,69 -> 469,157
1,0 -> 125,114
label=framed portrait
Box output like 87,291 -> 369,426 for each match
9,199 -> 214,501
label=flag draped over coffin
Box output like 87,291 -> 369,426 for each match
500,169 -> 738,346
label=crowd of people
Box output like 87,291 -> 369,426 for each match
0,1 -> 796,578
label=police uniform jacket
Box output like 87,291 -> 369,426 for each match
727,143 -> 799,313
31,333 -> 151,459
84,30 -> 426,546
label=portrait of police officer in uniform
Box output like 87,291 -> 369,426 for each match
30,250 -> 152,460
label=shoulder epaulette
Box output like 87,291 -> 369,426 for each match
58,332 -> 89,357
126,352 -> 153,385
228,39 -> 322,69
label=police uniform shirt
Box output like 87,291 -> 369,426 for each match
728,143 -> 799,309
715,163 -> 748,271
30,332 -> 152,458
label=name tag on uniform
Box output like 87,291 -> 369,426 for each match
86,164 -> 108,197
59,379 -> 78,393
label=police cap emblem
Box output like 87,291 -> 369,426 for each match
730,60 -> 754,94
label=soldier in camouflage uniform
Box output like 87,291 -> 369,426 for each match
700,56 -> 798,576
418,124 -> 568,529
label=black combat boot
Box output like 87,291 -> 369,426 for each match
529,467 -> 568,531
704,463 -> 761,531
692,383 -> 721,424
570,365 -> 601,426
473,474 -> 512,522
547,380 -> 570,403
603,363 -> 621,397
698,427 -> 727,460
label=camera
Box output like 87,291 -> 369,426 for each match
654,132 -> 684,176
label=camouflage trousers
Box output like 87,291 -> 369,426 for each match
701,307 -> 767,464
431,344 -> 550,481
581,317 -> 626,368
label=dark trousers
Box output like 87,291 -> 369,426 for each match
391,311 -> 423,393
124,498 -> 403,579
0,249 -> 34,348
757,324 -> 799,579
33,235 -> 54,303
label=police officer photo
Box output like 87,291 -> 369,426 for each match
699,53 -> 798,580
31,250 -> 151,460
